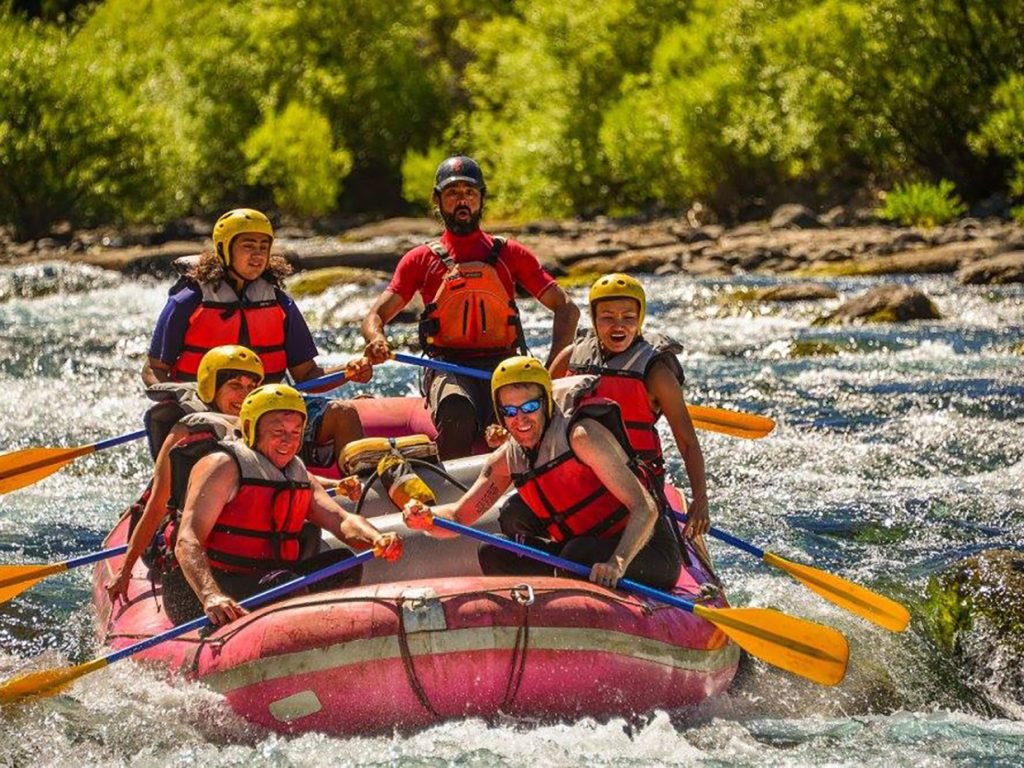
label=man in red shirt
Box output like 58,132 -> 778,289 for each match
362,156 -> 579,459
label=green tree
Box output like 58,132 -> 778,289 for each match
456,0 -> 692,218
601,0 -> 1024,214
247,0 -> 451,211
72,0 -> 271,214
243,102 -> 352,218
0,12 -> 178,239
970,74 -> 1024,199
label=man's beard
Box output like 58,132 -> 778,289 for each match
440,204 -> 482,235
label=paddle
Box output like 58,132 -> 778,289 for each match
0,431 -> 146,495
0,548 -> 375,705
0,369 -> 352,495
0,545 -> 128,606
673,511 -> 910,632
390,352 -> 775,439
423,515 -> 849,687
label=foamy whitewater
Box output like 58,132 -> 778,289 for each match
1,261 -> 1022,766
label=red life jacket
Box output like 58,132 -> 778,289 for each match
169,277 -> 289,382
202,442 -> 312,574
567,332 -> 685,473
505,377 -> 642,543
418,237 -> 525,358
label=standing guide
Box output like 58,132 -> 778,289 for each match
361,156 -> 579,459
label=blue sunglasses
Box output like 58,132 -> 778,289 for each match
498,397 -> 544,419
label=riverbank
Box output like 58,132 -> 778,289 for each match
3,205 -> 1023,287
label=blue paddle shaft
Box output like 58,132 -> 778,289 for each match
671,511 -> 764,559
66,545 -> 127,569
94,430 -> 147,451
429,517 -> 698,614
104,549 -> 374,664
295,370 -> 348,393
392,353 -> 492,381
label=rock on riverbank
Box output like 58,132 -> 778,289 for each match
4,207 -> 1023,290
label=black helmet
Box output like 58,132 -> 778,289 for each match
433,156 -> 486,194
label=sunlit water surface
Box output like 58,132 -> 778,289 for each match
1,261 -> 1022,766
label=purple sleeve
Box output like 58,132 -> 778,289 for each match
148,287 -> 201,364
279,292 -> 320,366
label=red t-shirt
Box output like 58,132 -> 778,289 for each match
387,229 -> 556,304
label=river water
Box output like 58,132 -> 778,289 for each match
1,258 -> 1022,766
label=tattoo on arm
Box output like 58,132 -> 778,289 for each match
473,482 -> 503,515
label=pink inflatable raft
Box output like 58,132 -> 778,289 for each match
92,397 -> 739,734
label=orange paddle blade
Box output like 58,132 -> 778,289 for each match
0,563 -> 68,604
0,446 -> 94,494
687,405 -> 775,440
764,553 -> 910,632
695,604 -> 849,686
0,658 -> 108,704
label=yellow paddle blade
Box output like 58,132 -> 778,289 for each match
687,405 -> 775,440
764,552 -> 910,633
0,446 -> 93,494
0,657 -> 108,705
0,563 -> 67,604
694,604 -> 849,687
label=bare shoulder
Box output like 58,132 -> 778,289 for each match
570,417 -> 613,450
193,450 -> 237,481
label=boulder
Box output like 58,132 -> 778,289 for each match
753,283 -> 838,302
816,284 -> 941,324
286,266 -> 390,297
69,240 -> 204,276
958,251 -> 1024,285
683,254 -> 733,276
923,549 -> 1024,716
568,244 -> 683,275
543,241 -> 626,267
769,204 -> 824,230
339,217 -> 438,240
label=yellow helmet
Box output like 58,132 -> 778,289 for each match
588,273 -> 646,330
212,208 -> 274,267
491,356 -> 553,420
239,384 -> 307,448
196,345 -> 265,404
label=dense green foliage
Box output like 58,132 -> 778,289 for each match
0,12 -> 179,239
243,103 -> 352,218
877,180 -> 967,228
1,0 -> 1023,238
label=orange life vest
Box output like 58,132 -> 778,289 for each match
418,238 -> 525,358
505,377 -> 642,543
169,277 -> 289,381
567,332 -> 685,473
